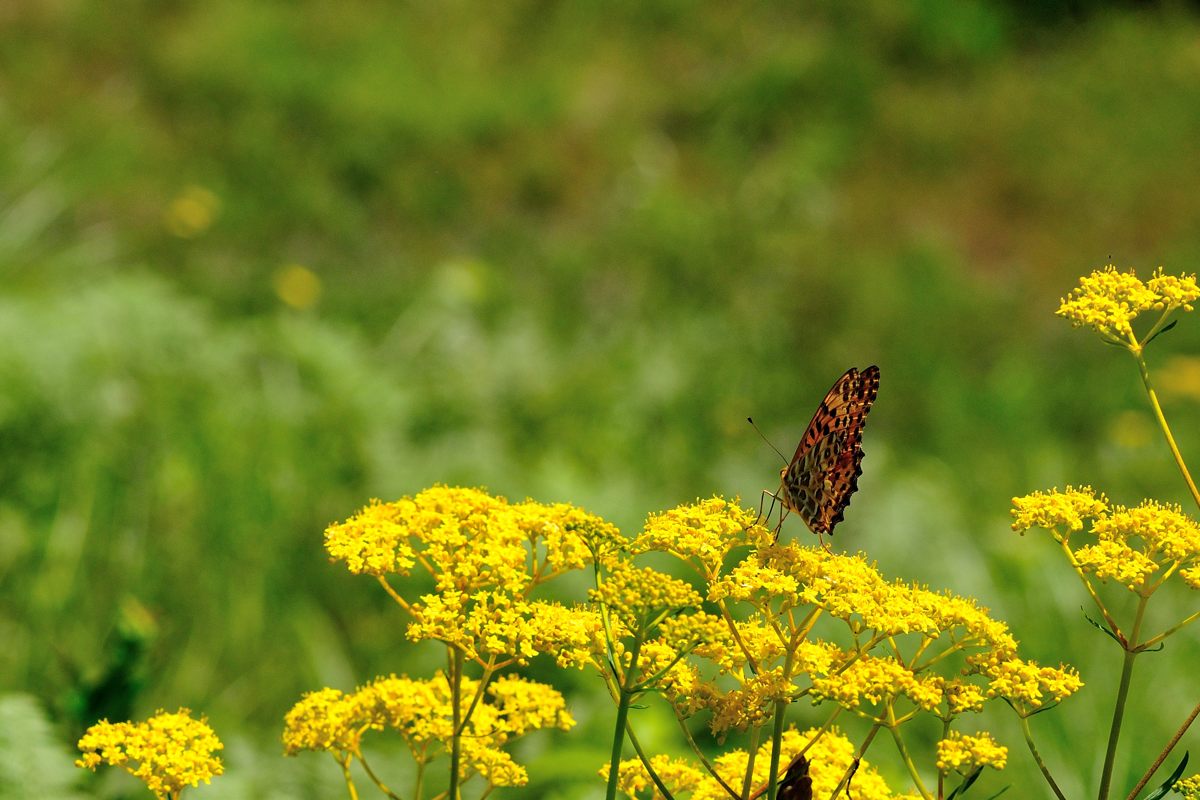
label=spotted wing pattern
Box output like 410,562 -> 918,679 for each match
780,365 -> 879,535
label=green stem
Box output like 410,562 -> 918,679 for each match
673,710 -> 741,800
766,700 -> 788,800
1018,714 -> 1067,800
741,724 -> 764,800
887,708 -> 931,800
448,649 -> 464,800
358,752 -> 403,800
624,718 -> 676,800
415,749 -> 427,800
1135,351 -> 1200,510
1124,698 -> 1200,800
605,636 -> 644,800
341,755 -> 361,800
1098,595 -> 1149,800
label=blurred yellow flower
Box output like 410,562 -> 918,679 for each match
273,264 -> 322,310
77,709 -> 224,799
1174,774 -> 1200,798
589,562 -> 702,632
163,186 -> 220,238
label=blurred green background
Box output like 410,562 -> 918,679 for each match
5,0 -> 1200,797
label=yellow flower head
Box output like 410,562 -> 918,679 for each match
1175,774 -> 1200,798
282,688 -> 373,756
1094,500 -> 1200,564
1057,265 -> 1198,341
1011,486 -> 1109,534
590,563 -> 702,632
526,601 -> 609,669
513,499 -> 624,571
602,755 -> 705,799
77,709 -> 224,799
287,673 -> 571,788
973,653 -> 1083,713
632,497 -> 773,579
935,730 -> 1008,774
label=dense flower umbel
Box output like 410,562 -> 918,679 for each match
935,731 -> 1008,773
283,672 -> 572,788
1056,265 -> 1200,341
603,727 -> 918,800
76,709 -> 223,799
324,486 -> 617,664
1014,488 -> 1200,594
632,497 -> 774,580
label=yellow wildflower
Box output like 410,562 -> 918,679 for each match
687,727 -> 902,800
513,499 -> 623,572
810,655 -> 941,713
693,668 -> 792,735
1175,774 -> 1200,798
974,654 -> 1083,712
324,498 -> 418,577
77,709 -> 224,799
935,730 -> 1008,773
1147,267 -> 1200,310
602,755 -> 705,798
1094,501 -> 1200,563
283,688 -> 373,756
526,601 -> 609,669
1011,486 -> 1109,534
633,497 -> 773,579
590,563 -> 702,632
1074,539 -> 1159,590
945,679 -> 987,715
1057,265 -> 1161,340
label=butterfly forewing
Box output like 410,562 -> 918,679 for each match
780,365 -> 879,535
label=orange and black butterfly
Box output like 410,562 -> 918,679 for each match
776,365 -> 880,536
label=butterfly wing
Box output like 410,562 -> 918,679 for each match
780,365 -> 880,535
777,755 -> 813,800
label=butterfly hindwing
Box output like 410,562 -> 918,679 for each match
780,365 -> 879,535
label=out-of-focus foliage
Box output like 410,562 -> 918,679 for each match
4,1 -> 1200,797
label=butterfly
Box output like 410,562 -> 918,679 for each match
777,365 -> 880,536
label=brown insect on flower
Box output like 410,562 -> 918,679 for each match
760,365 -> 880,537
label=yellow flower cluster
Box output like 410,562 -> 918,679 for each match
283,672 -> 572,787
325,487 -> 620,663
1011,486 -> 1109,534
1014,489 -> 1200,593
632,497 -> 773,579
935,731 -> 1008,773
1057,265 -> 1200,341
589,563 -> 702,631
76,709 -> 224,799
606,727 -> 910,800
971,652 -> 1083,714
810,655 -> 943,714
1175,774 -> 1200,798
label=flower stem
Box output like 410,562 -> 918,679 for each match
624,719 -> 676,800
766,700 -> 787,800
1018,715 -> 1067,800
1124,698 -> 1200,800
448,649 -> 464,800
605,636 -> 643,800
742,724 -> 764,800
341,755 -> 361,800
1135,353 -> 1200,510
1098,595 -> 1149,800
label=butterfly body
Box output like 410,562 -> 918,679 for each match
778,366 -> 879,536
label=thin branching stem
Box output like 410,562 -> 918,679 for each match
1125,699 -> 1200,800
1098,595 -> 1149,800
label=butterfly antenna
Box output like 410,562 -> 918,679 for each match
747,417 -> 789,465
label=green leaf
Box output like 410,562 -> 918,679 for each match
946,766 -> 983,799
1141,750 -> 1188,800
1145,319 -> 1179,346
